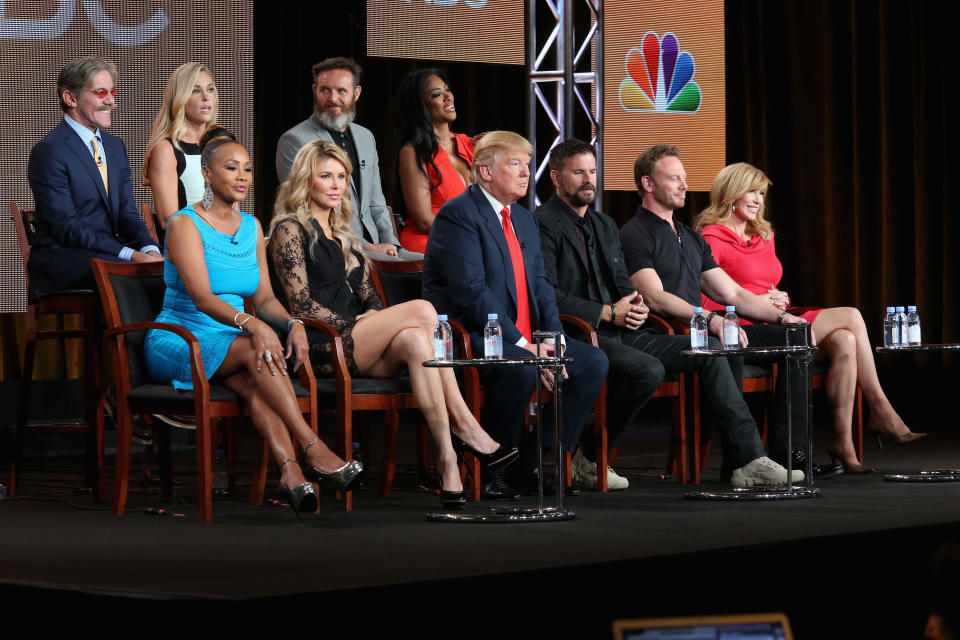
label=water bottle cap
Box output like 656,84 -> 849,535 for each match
886,307 -> 895,313
693,307 -> 703,313
908,306 -> 917,312
438,314 -> 448,321
487,313 -> 498,320
725,305 -> 736,312
896,306 -> 905,312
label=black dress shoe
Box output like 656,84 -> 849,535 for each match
523,471 -> 580,496
814,463 -> 844,479
785,449 -> 843,480
481,470 -> 520,501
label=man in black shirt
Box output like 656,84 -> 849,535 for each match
620,144 -> 808,485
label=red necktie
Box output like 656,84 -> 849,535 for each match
501,206 -> 531,341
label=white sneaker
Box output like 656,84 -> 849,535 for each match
605,465 -> 629,491
730,456 -> 804,488
572,448 -> 629,490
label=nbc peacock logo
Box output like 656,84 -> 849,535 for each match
619,32 -> 701,113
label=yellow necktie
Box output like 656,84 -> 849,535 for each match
91,137 -> 108,194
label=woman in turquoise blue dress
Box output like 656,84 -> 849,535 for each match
144,136 -> 361,516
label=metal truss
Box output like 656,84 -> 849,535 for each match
527,0 -> 603,208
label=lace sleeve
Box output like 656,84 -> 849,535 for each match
357,266 -> 385,313
268,221 -> 353,332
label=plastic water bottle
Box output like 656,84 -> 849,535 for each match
883,307 -> 898,347
434,314 -> 454,360
896,306 -> 908,346
722,306 -> 740,351
690,307 -> 708,351
906,305 -> 921,346
484,313 -> 503,359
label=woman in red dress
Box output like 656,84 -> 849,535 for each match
696,163 -> 923,472
395,69 -> 474,254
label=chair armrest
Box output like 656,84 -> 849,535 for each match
447,319 -> 473,359
299,318 -> 351,382
559,314 -> 599,348
661,315 -> 690,335
645,313 -> 676,335
106,321 -> 211,397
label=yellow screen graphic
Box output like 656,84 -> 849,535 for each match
603,0 -> 724,191
367,0 -> 524,65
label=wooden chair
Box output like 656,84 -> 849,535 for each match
9,202 -> 104,498
90,259 -> 319,522
142,203 -> 161,245
560,313 -> 692,488
301,317 -> 418,509
370,260 -> 488,501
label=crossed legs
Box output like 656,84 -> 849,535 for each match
216,335 -> 347,491
350,300 -> 501,493
811,307 -> 912,465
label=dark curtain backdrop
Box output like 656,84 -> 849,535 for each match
255,0 -> 958,353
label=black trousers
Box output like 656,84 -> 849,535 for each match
479,337 -> 608,454
581,327 -> 766,470
733,324 -> 808,463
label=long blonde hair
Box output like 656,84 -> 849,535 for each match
270,140 -> 366,263
143,62 -> 219,178
695,162 -> 773,240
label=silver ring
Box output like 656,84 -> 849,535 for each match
264,351 -> 273,363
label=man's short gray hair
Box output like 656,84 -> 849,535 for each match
57,56 -> 116,113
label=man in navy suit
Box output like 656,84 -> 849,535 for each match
422,131 -> 608,498
28,56 -> 160,296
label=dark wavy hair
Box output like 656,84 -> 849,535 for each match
394,68 -> 450,191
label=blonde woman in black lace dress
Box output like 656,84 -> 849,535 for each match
267,140 -> 516,508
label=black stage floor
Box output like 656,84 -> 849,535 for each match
2,412 -> 958,637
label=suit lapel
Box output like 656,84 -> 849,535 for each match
101,134 -> 123,219
470,186 -> 517,307
346,123 -> 364,206
61,122 -> 111,211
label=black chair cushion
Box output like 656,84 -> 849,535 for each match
128,381 -> 311,411
314,376 -> 413,396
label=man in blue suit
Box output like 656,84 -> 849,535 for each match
28,56 -> 160,296
422,131 -> 608,498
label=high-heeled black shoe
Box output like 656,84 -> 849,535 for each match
451,433 -> 519,472
827,450 -> 875,474
278,458 -> 319,524
436,472 -> 467,510
301,437 -> 363,491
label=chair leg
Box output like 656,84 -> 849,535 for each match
380,410 -> 400,497
467,455 -> 481,502
12,308 -> 39,497
195,412 -> 213,523
338,407 -> 353,512
82,300 -> 102,498
670,391 -> 688,485
112,397 -> 132,517
594,386 -> 608,492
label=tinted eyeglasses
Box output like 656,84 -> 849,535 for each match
86,88 -> 118,99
